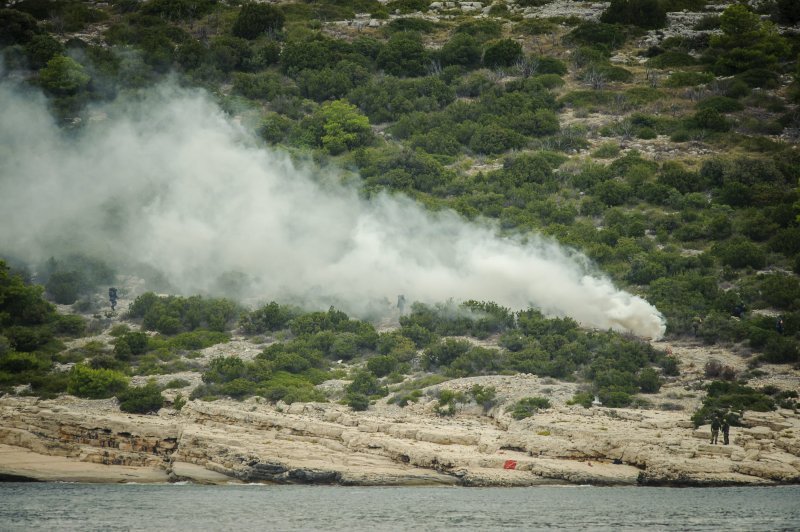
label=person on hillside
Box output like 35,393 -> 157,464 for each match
396,294 -> 406,315
721,414 -> 731,445
776,317 -> 785,335
732,302 -> 745,319
109,287 -> 118,311
692,316 -> 703,336
710,414 -> 721,445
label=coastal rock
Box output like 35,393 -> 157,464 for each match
1,367 -> 799,487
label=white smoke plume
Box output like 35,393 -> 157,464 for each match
0,82 -> 666,339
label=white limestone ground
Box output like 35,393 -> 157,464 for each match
1,331 -> 798,486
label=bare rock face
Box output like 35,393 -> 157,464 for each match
1,387 -> 799,486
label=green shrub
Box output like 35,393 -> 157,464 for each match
0,351 -> 48,373
758,274 -> 800,310
203,356 -> 247,384
454,18 -> 502,42
762,337 -> 799,364
598,388 -> 633,407
422,338 -> 471,370
691,380 -> 775,427
469,384 -> 497,412
366,355 -> 398,377
647,51 -> 695,68
469,123 -> 525,154
240,302 -> 300,334
664,71 -> 713,87
0,8 -> 40,46
388,389 -> 423,407
601,0 -> 666,29
377,32 -> 428,77
712,237 -> 765,269
346,392 -> 369,411
232,3 -> 284,40
67,365 -> 129,399
592,142 -> 620,159
692,108 -> 730,132
173,393 -> 187,411
697,96 -> 744,113
164,378 -> 190,389
45,271 -> 83,305
517,18 -> 556,35
118,382 -> 164,414
346,370 -> 387,397
567,391 -> 593,408
509,396 -> 551,420
567,22 -> 628,49
53,314 -> 86,336
637,367 -> 662,393
439,33 -> 481,68
386,0 -> 430,14
483,39 -> 522,67
435,388 -> 466,416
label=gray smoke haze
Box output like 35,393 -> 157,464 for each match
0,82 -> 666,339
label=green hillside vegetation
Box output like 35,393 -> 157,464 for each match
1,1 -> 799,420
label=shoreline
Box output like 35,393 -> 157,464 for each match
2,389 -> 798,488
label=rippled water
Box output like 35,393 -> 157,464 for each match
1,483 -> 798,531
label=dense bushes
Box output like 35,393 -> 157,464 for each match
67,364 -> 128,399
231,3 -> 284,40
118,381 -> 165,413
509,396 -> 551,419
128,292 -> 239,334
601,0 -> 666,29
691,381 -> 775,427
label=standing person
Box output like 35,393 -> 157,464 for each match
721,414 -> 731,445
692,316 -> 702,336
396,294 -> 406,315
710,414 -> 721,445
109,287 -> 118,311
776,317 -> 784,335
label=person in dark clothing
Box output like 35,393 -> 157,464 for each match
710,415 -> 721,445
692,316 -> 702,336
732,303 -> 745,318
776,317 -> 784,335
721,416 -> 730,445
396,294 -> 406,314
109,287 -> 118,311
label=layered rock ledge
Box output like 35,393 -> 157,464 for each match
2,383 -> 798,486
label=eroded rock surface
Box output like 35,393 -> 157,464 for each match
2,377 -> 798,486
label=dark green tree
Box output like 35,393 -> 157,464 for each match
600,0 -> 666,29
377,32 -> 428,77
38,55 -> 90,95
482,39 -> 522,67
232,3 -> 285,40
0,9 -> 39,46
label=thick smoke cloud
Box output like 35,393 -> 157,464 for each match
0,82 -> 666,339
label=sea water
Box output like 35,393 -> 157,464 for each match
0,483 -> 798,531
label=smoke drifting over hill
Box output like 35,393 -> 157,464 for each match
0,82 -> 666,338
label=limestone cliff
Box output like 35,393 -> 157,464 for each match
1,376 -> 798,486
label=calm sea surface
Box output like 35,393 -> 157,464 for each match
0,483 -> 798,531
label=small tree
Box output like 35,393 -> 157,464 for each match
637,367 -> 662,393
38,55 -> 90,95
67,365 -> 129,399
231,3 -> 284,40
483,39 -> 522,68
377,32 -> 428,77
601,0 -> 666,30
508,396 -> 551,420
0,8 -> 40,46
316,100 -> 373,155
118,382 -> 165,414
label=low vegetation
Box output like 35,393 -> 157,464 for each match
1,1 -> 799,423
